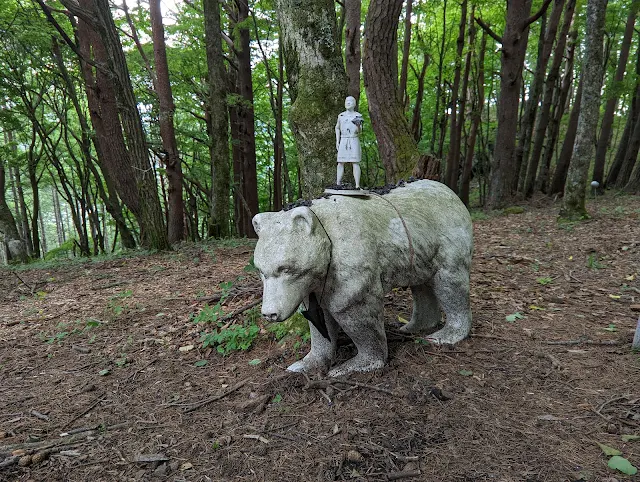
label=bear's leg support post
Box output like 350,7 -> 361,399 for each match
400,283 -> 441,334
328,299 -> 388,377
287,311 -> 338,373
427,269 -> 471,345
353,163 -> 361,188
337,163 -> 345,185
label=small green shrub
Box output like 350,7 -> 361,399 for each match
268,312 -> 311,343
587,253 -> 604,270
536,277 -> 553,285
201,322 -> 260,355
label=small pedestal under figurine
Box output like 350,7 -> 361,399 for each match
335,96 -> 363,189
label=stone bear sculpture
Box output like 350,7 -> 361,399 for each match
252,180 -> 473,377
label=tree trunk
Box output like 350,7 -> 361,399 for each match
364,0 -> 422,182
514,0 -> 565,193
561,0 -> 608,219
430,0 -> 447,154
203,0 -> 231,237
523,0 -> 575,197
345,0 -> 362,105
593,7 -> 638,188
410,54 -> 430,142
274,38 -> 285,211
150,0 -> 185,244
537,31 -> 577,192
549,79 -> 583,195
445,0 -> 467,190
485,0 -> 537,209
607,78 -> 640,187
13,166 -> 33,256
52,184 -> 65,246
461,29 -> 487,206
0,160 -> 28,262
398,0 -> 413,106
277,0 -> 348,196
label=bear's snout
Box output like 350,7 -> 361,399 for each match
262,311 -> 280,322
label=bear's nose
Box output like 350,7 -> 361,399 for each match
262,312 -> 279,322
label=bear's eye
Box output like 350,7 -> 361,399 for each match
278,266 -> 292,275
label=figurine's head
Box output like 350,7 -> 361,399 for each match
345,96 -> 356,110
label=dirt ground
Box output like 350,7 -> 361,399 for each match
1,193 -> 640,482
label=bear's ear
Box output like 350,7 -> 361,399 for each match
252,213 -> 268,237
289,206 -> 316,235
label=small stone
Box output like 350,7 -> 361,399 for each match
153,463 -> 168,477
18,455 -> 32,466
346,450 -> 364,463
606,423 -> 619,434
31,452 -> 47,464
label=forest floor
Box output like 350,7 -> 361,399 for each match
1,192 -> 640,482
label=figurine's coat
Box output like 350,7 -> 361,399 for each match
253,180 -> 473,376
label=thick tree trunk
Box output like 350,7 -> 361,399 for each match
398,0 -> 413,106
277,0 -> 348,196
561,0 -> 608,219
0,161 -> 28,262
274,39 -> 285,211
537,31 -> 577,192
203,0 -> 231,237
364,0 -> 422,182
485,0 -> 535,208
594,8 -> 638,188
549,79 -> 583,195
514,0 -> 565,193
523,0 -> 575,197
345,0 -> 362,104
607,82 -> 640,187
461,29 -> 487,206
150,0 -> 185,244
12,166 -> 33,256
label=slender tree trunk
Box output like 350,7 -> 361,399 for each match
561,0 -> 608,219
410,53 -> 430,142
593,7 -> 638,188
461,29 -> 487,206
515,0 -> 565,192
277,0 -> 348,196
203,0 -> 231,237
549,79 -> 583,195
523,0 -> 575,197
28,157 -> 41,259
364,0 -> 424,182
537,31 -> 577,192
150,0 -> 185,244
52,185 -> 65,245
0,160 -> 28,262
619,98 -> 640,190
445,0 -> 467,190
345,0 -> 362,104
430,0 -> 447,154
398,0 -> 413,106
13,166 -> 33,256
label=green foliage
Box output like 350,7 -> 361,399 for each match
608,455 -> 638,475
38,318 -> 101,344
587,253 -> 604,270
503,206 -> 525,215
268,312 -> 311,343
200,322 -> 260,355
505,312 -> 524,322
536,276 -> 553,285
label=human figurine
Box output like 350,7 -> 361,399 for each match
336,96 -> 363,188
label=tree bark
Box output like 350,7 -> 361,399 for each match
364,0 -> 422,182
561,0 -> 608,219
523,0 -> 575,197
549,78 -> 583,195
430,0 -> 447,154
277,0 -> 348,196
345,0 -> 362,104
593,7 -> 638,188
445,0 -> 467,191
203,0 -> 231,237
150,0 -> 185,244
398,0 -> 413,106
410,53 -> 430,142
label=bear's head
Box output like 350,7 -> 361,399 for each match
252,206 -> 331,322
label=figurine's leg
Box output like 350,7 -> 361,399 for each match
287,311 -> 338,373
399,283 -> 441,334
426,268 -> 472,345
328,296 -> 387,377
353,163 -> 361,188
337,163 -> 345,185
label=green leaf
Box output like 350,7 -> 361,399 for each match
459,369 -> 473,377
271,393 -> 282,403
194,360 -> 208,367
603,324 -> 617,332
622,435 -> 640,442
248,358 -> 262,366
608,455 -> 638,475
505,312 -> 524,322
598,442 -> 622,456
98,369 -> 110,376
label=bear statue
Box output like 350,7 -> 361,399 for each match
252,180 -> 473,377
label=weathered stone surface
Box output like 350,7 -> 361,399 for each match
253,180 -> 473,376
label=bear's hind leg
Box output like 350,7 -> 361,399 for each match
399,283 -> 441,334
328,298 -> 387,377
426,268 -> 471,345
287,311 -> 338,373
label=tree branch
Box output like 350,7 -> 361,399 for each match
523,0 -> 554,29
474,17 -> 502,44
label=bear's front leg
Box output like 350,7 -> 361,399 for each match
328,296 -> 387,377
287,310 -> 338,374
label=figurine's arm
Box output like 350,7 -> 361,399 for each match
335,117 -> 341,151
